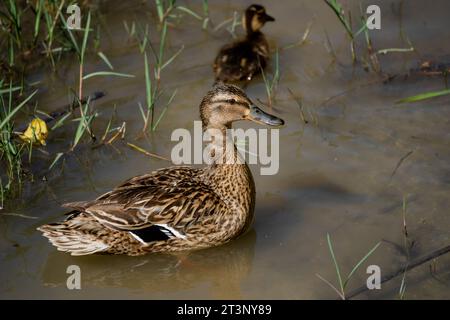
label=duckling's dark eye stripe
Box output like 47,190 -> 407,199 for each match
212,99 -> 248,106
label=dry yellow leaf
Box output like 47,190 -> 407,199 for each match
19,118 -> 48,146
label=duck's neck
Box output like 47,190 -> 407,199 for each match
245,30 -> 263,44
246,31 -> 269,58
204,125 -> 243,165
201,124 -> 255,232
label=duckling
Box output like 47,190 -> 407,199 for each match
213,4 -> 275,83
38,83 -> 284,256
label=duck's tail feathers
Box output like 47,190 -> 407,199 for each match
38,214 -> 109,256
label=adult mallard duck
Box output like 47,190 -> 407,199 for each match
213,4 -> 275,83
38,83 -> 284,256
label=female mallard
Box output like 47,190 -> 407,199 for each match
38,83 -> 284,256
213,4 -> 275,83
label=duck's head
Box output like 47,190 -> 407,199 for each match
242,4 -> 275,34
200,83 -> 284,129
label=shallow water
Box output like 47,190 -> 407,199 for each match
1,0 -> 449,299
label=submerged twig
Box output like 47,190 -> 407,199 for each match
126,142 -> 170,161
15,91 -> 105,133
282,19 -> 314,50
288,88 -> 308,124
316,273 -> 346,300
347,245 -> 450,299
0,212 -> 38,219
389,150 -> 414,182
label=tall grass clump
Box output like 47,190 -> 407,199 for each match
57,9 -> 92,100
260,49 -> 280,107
316,233 -> 381,299
323,0 -> 368,63
0,1 -> 92,76
58,11 -> 132,149
123,0 -> 209,135
323,0 -> 415,71
0,81 -> 38,201
135,1 -> 188,134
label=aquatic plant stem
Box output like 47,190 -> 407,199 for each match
79,63 -> 83,100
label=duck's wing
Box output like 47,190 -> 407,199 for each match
62,167 -> 226,240
214,41 -> 260,81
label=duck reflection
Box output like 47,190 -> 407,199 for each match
40,229 -> 256,298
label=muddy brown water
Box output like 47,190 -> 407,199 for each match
1,0 -> 449,299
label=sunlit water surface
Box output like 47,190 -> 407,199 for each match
1,0 -> 449,299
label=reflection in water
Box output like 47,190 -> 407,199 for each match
1,0 -> 450,299
41,230 -> 256,298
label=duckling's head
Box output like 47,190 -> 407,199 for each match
242,4 -> 275,34
200,83 -> 284,129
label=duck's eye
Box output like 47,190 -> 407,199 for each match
227,99 -> 237,104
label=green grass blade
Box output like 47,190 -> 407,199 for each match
327,233 -> 344,294
72,100 -> 95,150
344,242 -> 381,289
324,0 -> 353,39
270,49 -> 280,92
202,0 -> 209,29
34,0 -> 43,40
73,116 -> 87,149
396,89 -> 450,104
213,17 -> 233,32
80,11 -> 91,65
202,0 -> 209,14
260,62 -> 270,98
377,47 -> 414,55
0,86 -> 22,95
49,152 -> 64,170
0,90 -> 38,131
137,24 -> 150,53
58,11 -> 80,55
202,18 -> 209,30
51,112 -> 72,130
137,102 -> 146,122
316,273 -> 346,300
399,269 -> 407,299
160,45 -> 184,70
152,89 -> 177,131
144,52 -> 153,110
155,0 -> 164,22
82,71 -> 135,80
176,6 -> 202,20
152,107 -> 168,131
158,21 -> 167,65
354,21 -> 368,38
97,51 -> 114,70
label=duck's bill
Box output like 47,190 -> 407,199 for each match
247,105 -> 284,126
263,13 -> 275,22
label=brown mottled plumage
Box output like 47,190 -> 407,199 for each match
38,83 -> 284,256
213,4 -> 275,83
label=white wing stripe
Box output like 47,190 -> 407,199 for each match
154,224 -> 187,240
129,232 -> 147,244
